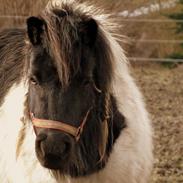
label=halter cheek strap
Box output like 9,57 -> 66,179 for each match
30,109 -> 91,141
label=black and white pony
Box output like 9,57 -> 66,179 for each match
0,0 -> 153,182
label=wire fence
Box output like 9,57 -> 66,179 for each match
1,16 -> 183,23
0,15 -> 182,63
120,18 -> 183,63
131,39 -> 183,44
119,18 -> 183,23
0,15 -> 26,19
128,57 -> 183,62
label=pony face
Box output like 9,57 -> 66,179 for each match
26,8 -> 114,177
28,46 -> 99,172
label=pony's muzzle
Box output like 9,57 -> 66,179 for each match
35,130 -> 73,169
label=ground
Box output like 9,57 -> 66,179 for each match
131,63 -> 183,183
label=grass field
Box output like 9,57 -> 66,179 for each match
132,62 -> 183,183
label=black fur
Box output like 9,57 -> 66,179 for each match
27,17 -> 44,45
0,29 -> 26,106
80,19 -> 98,46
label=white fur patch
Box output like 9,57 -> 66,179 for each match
0,83 -> 55,183
0,83 -> 28,182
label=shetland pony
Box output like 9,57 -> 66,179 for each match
0,0 -> 153,182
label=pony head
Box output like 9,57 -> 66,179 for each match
25,1 -> 124,177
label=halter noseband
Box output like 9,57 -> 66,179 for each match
30,108 -> 92,141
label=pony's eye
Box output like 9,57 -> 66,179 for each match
30,76 -> 38,85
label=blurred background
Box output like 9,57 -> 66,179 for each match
0,0 -> 182,182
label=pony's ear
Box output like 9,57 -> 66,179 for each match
26,16 -> 44,45
80,18 -> 98,46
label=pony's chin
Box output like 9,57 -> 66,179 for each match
42,162 -> 60,170
38,155 -> 65,170
41,161 -> 63,170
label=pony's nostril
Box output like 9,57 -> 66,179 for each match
37,133 -> 47,142
64,141 -> 71,154
46,141 -> 71,159
59,141 -> 71,155
36,132 -> 72,161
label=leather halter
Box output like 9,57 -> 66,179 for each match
30,108 -> 92,141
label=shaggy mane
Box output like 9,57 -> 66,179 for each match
36,0 -> 125,88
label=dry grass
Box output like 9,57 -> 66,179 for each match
0,0 -> 48,28
0,0 -> 47,15
120,4 -> 183,61
0,0 -> 173,28
132,63 -> 183,183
